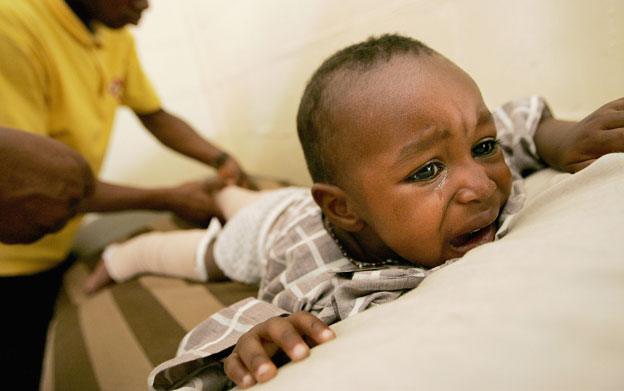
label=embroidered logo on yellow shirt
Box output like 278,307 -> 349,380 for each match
108,78 -> 124,99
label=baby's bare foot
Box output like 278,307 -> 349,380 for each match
83,260 -> 114,295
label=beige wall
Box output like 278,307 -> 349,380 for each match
100,0 -> 624,187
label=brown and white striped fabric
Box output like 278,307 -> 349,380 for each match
40,254 -> 258,391
149,96 -> 551,390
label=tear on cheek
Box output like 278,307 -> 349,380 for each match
435,171 -> 448,197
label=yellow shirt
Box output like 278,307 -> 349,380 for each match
0,0 -> 161,275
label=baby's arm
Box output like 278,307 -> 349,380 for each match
534,97 -> 624,173
223,312 -> 335,388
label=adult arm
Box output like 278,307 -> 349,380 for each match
0,127 -> 94,244
119,34 -> 248,184
137,109 -> 249,185
77,178 -> 224,226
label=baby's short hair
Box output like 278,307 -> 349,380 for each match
296,34 -> 435,184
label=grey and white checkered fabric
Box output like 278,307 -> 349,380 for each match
149,96 -> 550,390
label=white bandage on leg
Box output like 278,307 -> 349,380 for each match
194,218 -> 222,281
102,219 -> 223,283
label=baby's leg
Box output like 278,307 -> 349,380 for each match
83,224 -> 225,294
84,186 -> 282,294
214,185 -> 270,220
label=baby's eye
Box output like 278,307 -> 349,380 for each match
472,138 -> 499,157
407,162 -> 444,182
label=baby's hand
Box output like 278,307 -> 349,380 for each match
223,311 -> 335,388
536,97 -> 624,173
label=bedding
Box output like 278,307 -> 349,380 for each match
41,156 -> 624,390
41,263 -> 257,390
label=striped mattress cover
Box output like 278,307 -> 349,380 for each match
42,256 -> 257,390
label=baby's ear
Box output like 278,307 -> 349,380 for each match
311,183 -> 364,232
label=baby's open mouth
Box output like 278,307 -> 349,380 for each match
449,223 -> 496,254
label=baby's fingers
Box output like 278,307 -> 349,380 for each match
223,352 -> 256,389
604,97 -> 624,111
236,333 -> 279,383
596,110 -> 624,130
597,127 -> 624,155
262,316 -> 314,362
288,311 -> 336,346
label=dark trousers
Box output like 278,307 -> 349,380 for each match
0,255 -> 74,390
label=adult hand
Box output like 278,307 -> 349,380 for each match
216,154 -> 256,189
164,178 -> 226,226
536,97 -> 624,173
0,127 -> 94,244
223,311 -> 335,388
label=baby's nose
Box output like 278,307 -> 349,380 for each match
454,164 -> 496,204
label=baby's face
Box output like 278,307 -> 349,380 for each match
331,54 -> 512,267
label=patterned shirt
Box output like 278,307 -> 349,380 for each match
148,96 -> 551,390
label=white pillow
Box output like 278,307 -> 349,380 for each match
257,153 -> 624,391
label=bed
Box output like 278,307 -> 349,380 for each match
43,154 -> 624,390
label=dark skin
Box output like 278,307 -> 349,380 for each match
224,54 -> 624,388
315,54 -> 512,268
77,178 -> 225,227
59,0 -> 251,226
0,127 -> 94,244
65,0 -> 149,30
535,98 -> 624,173
65,0 -> 248,183
138,109 -> 251,188
223,312 -> 335,388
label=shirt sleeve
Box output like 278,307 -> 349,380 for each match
121,33 -> 161,114
148,298 -> 288,391
493,95 -> 552,177
0,26 -> 49,135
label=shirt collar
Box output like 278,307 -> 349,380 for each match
44,0 -> 102,47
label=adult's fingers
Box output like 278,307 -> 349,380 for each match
217,159 -> 242,181
201,176 -> 226,192
238,174 -> 259,191
223,352 -> 256,389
